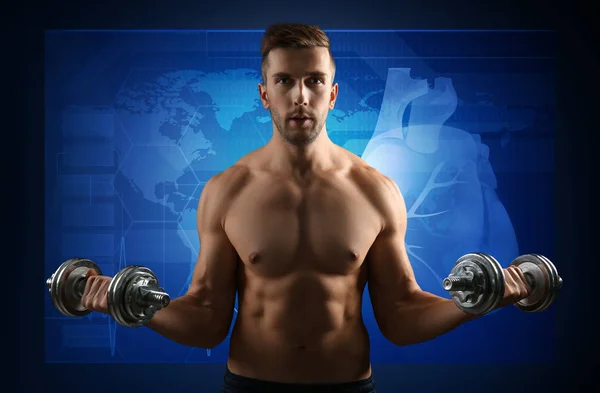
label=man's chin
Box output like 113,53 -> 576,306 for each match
281,131 -> 320,146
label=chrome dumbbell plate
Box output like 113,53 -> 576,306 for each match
107,265 -> 167,327
444,253 -> 506,315
510,254 -> 563,312
46,258 -> 103,317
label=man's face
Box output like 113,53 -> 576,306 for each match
259,47 -> 338,146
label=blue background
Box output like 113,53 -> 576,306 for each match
15,1 -> 593,392
44,29 -> 557,366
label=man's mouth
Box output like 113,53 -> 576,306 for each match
289,115 -> 312,124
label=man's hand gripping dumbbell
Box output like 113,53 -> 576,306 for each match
46,258 -> 171,327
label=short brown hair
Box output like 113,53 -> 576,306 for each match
260,23 -> 336,82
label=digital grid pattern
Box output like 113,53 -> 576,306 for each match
44,30 -> 556,364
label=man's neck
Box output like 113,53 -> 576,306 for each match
266,129 -> 337,179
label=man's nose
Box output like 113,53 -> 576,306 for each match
293,84 -> 308,106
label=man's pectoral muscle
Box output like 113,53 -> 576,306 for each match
367,176 -> 478,347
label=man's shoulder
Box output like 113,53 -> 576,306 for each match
204,164 -> 252,197
203,146 -> 278,198
347,159 -> 400,200
346,159 -> 405,221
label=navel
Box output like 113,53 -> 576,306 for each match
248,252 -> 260,264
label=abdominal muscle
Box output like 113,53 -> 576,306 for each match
226,270 -> 372,384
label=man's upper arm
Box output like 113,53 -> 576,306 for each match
367,175 -> 421,336
186,169 -> 243,325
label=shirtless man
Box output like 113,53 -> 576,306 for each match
81,23 -> 532,393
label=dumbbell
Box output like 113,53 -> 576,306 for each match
442,253 -> 563,315
46,258 -> 171,327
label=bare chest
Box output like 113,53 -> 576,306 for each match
224,177 -> 381,277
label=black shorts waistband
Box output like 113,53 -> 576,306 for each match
221,365 -> 376,393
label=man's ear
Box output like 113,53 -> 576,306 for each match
258,83 -> 270,110
329,83 -> 339,110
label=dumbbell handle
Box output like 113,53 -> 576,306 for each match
443,270 -> 536,291
45,274 -> 170,310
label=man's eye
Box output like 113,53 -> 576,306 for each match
276,78 -> 288,84
310,78 -> 323,84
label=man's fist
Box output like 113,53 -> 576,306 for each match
80,269 -> 112,314
498,265 -> 532,308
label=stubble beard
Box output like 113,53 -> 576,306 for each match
271,109 -> 326,147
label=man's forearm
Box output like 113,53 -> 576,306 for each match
144,295 -> 227,349
382,290 -> 480,346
